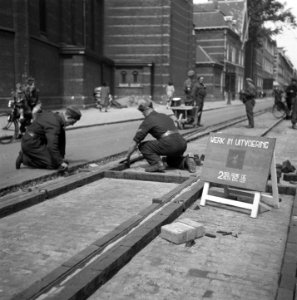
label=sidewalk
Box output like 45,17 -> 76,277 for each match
0,99 -> 244,138
70,99 -> 244,130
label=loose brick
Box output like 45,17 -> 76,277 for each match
178,218 -> 205,238
160,222 -> 198,244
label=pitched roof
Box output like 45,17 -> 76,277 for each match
194,0 -> 248,38
193,10 -> 227,29
218,1 -> 246,35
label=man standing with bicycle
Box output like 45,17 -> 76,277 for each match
286,78 -> 297,128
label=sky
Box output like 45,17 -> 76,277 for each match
274,0 -> 297,68
193,0 -> 297,68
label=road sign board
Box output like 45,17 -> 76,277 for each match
200,133 -> 276,192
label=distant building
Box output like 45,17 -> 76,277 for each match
254,37 -> 277,96
193,0 -> 249,101
0,0 -> 110,109
104,0 -> 195,100
274,48 -> 294,90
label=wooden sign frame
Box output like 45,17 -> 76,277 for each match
199,133 -> 279,218
200,152 -> 279,218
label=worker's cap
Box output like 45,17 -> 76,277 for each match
246,77 -> 253,82
137,99 -> 153,112
187,70 -> 195,77
65,106 -> 82,120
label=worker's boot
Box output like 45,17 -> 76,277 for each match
15,151 -> 23,169
145,161 -> 166,173
183,154 -> 196,173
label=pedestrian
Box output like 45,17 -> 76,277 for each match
124,99 -> 196,173
18,77 -> 41,135
273,84 -> 283,105
183,70 -> 196,105
101,82 -> 110,112
240,78 -> 257,128
94,86 -> 102,110
191,76 -> 207,127
24,77 -> 40,113
285,78 -> 297,122
165,81 -> 175,109
15,106 -> 81,170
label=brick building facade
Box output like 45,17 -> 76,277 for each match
274,48 -> 294,90
254,36 -> 276,96
104,0 -> 195,100
193,0 -> 248,101
0,0 -> 111,110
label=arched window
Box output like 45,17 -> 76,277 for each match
121,71 -> 127,84
132,71 -> 138,83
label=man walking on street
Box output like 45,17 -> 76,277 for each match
15,106 -> 81,170
125,99 -> 196,173
240,78 -> 257,128
191,76 -> 207,127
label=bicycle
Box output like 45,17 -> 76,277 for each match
1,99 -> 21,140
272,100 -> 288,119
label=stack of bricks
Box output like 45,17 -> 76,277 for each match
160,218 -> 205,244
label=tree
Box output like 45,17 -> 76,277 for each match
247,0 -> 297,45
245,0 -> 297,80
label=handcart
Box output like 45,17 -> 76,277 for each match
170,97 -> 195,129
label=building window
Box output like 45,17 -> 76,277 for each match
132,71 -> 138,83
121,71 -> 127,84
39,0 -> 47,34
231,47 -> 236,63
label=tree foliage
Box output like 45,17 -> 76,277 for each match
247,0 -> 297,45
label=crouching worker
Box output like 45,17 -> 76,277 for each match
125,99 -> 196,173
15,106 -> 81,170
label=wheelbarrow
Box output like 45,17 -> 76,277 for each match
170,104 -> 195,130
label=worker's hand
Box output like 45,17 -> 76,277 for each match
58,162 -> 69,171
32,103 -> 42,114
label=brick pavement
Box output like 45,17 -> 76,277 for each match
0,179 -> 178,300
2,98 -> 297,300
91,194 -> 292,300
88,113 -> 297,300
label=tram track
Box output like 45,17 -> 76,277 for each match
0,109 -> 274,216
1,108 -> 292,300
0,108 -> 271,199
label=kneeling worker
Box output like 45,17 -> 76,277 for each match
16,106 -> 81,170
125,99 -> 196,173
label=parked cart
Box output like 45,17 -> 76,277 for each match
170,97 -> 195,129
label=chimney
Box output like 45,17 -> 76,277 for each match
213,0 -> 218,9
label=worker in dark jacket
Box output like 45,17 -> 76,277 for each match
286,78 -> 297,127
183,70 -> 196,105
125,99 -> 196,173
15,106 -> 81,170
240,78 -> 257,128
192,76 -> 207,127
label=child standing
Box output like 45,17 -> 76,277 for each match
165,81 -> 175,109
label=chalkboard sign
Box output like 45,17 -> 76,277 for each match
201,133 -> 276,192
